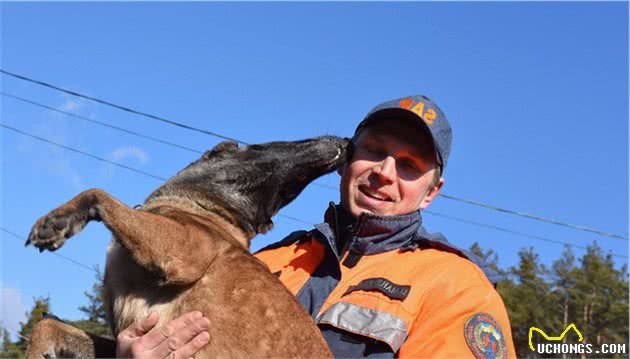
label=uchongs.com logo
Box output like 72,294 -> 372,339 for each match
529,324 -> 627,355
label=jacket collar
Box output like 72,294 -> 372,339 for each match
312,203 -> 506,284
315,202 -> 423,259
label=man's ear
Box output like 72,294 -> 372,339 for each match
419,177 -> 445,210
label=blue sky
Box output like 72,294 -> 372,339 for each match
1,2 -> 628,338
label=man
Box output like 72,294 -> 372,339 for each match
118,95 -> 516,358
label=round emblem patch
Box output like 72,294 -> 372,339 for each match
464,312 -> 507,359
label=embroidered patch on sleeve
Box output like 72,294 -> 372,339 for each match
464,312 -> 507,359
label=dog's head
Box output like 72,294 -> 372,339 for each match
149,136 -> 350,237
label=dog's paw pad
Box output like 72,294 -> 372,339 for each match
28,213 -> 85,252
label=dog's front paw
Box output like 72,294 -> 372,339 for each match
26,210 -> 91,252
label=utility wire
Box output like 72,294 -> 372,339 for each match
275,213 -> 314,226
2,69 -> 626,240
423,210 -> 628,259
1,124 -> 166,181
437,194 -> 627,240
0,69 -> 244,144
1,91 -> 338,191
1,91 -> 203,154
3,124 -> 625,257
0,123 -> 313,227
1,227 -> 98,273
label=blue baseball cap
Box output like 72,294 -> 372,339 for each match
353,95 -> 452,173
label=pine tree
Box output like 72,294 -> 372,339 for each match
71,266 -> 112,337
16,297 -> 50,352
78,281 -> 105,322
573,242 -> 629,359
0,327 -> 23,358
469,241 -> 502,274
500,247 -> 557,358
550,245 -> 578,359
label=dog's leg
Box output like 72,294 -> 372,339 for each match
28,189 -> 216,284
25,317 -> 116,359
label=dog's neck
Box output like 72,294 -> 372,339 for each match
206,210 -> 254,251
142,196 -> 255,250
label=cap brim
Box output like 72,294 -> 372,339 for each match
358,108 -> 443,169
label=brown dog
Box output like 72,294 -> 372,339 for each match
25,136 -> 349,358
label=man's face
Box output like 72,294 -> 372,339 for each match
339,118 -> 444,218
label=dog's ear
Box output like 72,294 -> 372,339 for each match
203,141 -> 239,159
257,220 -> 274,234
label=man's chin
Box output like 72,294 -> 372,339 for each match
352,205 -> 391,218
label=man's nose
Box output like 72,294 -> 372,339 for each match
373,156 -> 396,184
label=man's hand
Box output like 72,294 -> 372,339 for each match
116,311 -> 210,358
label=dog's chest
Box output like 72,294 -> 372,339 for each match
105,240 -> 178,332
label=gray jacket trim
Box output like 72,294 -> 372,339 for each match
316,301 -> 408,352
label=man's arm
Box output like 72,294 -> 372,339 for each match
116,311 -> 210,358
398,283 -> 516,358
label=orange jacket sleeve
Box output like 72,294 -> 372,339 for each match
398,281 -> 516,358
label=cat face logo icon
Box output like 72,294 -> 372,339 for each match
528,323 -> 584,351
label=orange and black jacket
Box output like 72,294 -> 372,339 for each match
255,203 -> 516,358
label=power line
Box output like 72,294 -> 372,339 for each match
437,194 -> 627,240
0,123 -> 316,227
1,69 -> 626,241
1,227 -> 98,273
3,124 -> 625,256
1,91 -> 337,192
424,210 -> 628,259
275,213 -> 314,226
1,124 -> 166,181
1,91 -> 203,154
0,69 -> 244,144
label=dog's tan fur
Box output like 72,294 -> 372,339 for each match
25,137 -> 348,358
26,189 -> 331,358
